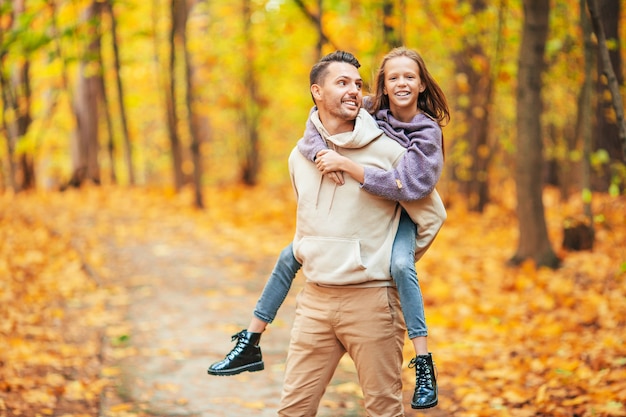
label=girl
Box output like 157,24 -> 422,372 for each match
208,47 -> 449,410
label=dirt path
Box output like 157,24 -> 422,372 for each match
99,233 -> 298,416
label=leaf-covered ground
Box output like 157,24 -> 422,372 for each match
1,184 -> 624,416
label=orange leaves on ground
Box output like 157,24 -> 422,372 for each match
416,189 -> 626,416
1,185 -> 624,416
0,192 -> 127,417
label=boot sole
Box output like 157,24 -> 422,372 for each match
207,361 -> 264,376
411,400 -> 438,409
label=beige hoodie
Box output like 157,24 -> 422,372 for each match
289,109 -> 446,287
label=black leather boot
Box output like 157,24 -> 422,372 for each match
409,353 -> 438,409
207,329 -> 264,376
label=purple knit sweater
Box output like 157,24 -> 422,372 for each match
297,108 -> 444,202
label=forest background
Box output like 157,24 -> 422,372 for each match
1,0 -> 626,416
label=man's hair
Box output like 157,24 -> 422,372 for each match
309,51 -> 361,87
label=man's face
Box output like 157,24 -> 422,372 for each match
312,62 -> 363,125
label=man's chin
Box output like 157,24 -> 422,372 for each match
344,108 -> 360,119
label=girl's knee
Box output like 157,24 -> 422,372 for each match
390,259 -> 415,278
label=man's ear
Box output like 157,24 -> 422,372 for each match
311,84 -> 322,101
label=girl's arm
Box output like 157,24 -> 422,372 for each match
297,106 -> 345,184
297,106 -> 327,162
362,120 -> 443,201
316,115 -> 444,201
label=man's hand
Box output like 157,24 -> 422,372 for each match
326,171 -> 344,185
316,149 -> 346,185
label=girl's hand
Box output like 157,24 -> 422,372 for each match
316,149 -> 347,173
316,149 -> 346,185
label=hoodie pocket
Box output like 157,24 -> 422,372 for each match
296,237 -> 366,278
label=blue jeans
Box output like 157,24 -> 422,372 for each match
254,210 -> 427,338
391,210 -> 427,338
253,244 -> 302,323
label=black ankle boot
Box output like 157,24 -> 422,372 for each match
409,353 -> 438,409
207,329 -> 264,376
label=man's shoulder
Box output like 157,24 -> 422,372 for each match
365,133 -> 404,153
289,144 -> 315,169
345,133 -> 404,169
289,145 -> 304,160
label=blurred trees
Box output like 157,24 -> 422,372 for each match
1,0 -> 35,191
0,0 -> 625,262
382,0 -> 404,49
450,0 -> 505,212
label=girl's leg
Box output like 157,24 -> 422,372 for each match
390,210 -> 427,349
391,210 -> 438,409
252,243 -> 302,326
208,243 -> 301,376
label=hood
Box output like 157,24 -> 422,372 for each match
311,108 -> 384,149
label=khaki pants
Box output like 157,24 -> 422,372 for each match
278,283 -> 406,417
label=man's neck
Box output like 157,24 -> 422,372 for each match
318,113 -> 356,136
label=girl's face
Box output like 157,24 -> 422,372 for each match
383,56 -> 425,117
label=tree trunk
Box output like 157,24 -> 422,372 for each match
511,0 -> 559,268
0,73 -> 18,191
315,0 -> 322,60
106,0 -> 135,185
240,0 -> 261,186
70,1 -> 103,187
579,0 -> 594,222
588,0 -> 626,168
382,0 -> 402,49
97,66 -> 117,184
95,7 -> 117,185
166,0 -> 185,192
182,0 -> 204,208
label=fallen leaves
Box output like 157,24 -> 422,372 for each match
0,191 -> 128,416
0,184 -> 624,416
419,188 -> 626,416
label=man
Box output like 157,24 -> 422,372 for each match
278,51 -> 439,417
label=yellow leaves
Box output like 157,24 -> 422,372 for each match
2,186 -> 625,416
109,403 -> 135,412
64,380 -> 96,402
0,192 -> 132,417
22,388 -> 57,407
594,403 -> 626,417
409,191 -> 626,416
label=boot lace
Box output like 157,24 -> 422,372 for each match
226,330 -> 248,360
409,356 -> 434,388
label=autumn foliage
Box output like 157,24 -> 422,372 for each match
1,185 -> 624,416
